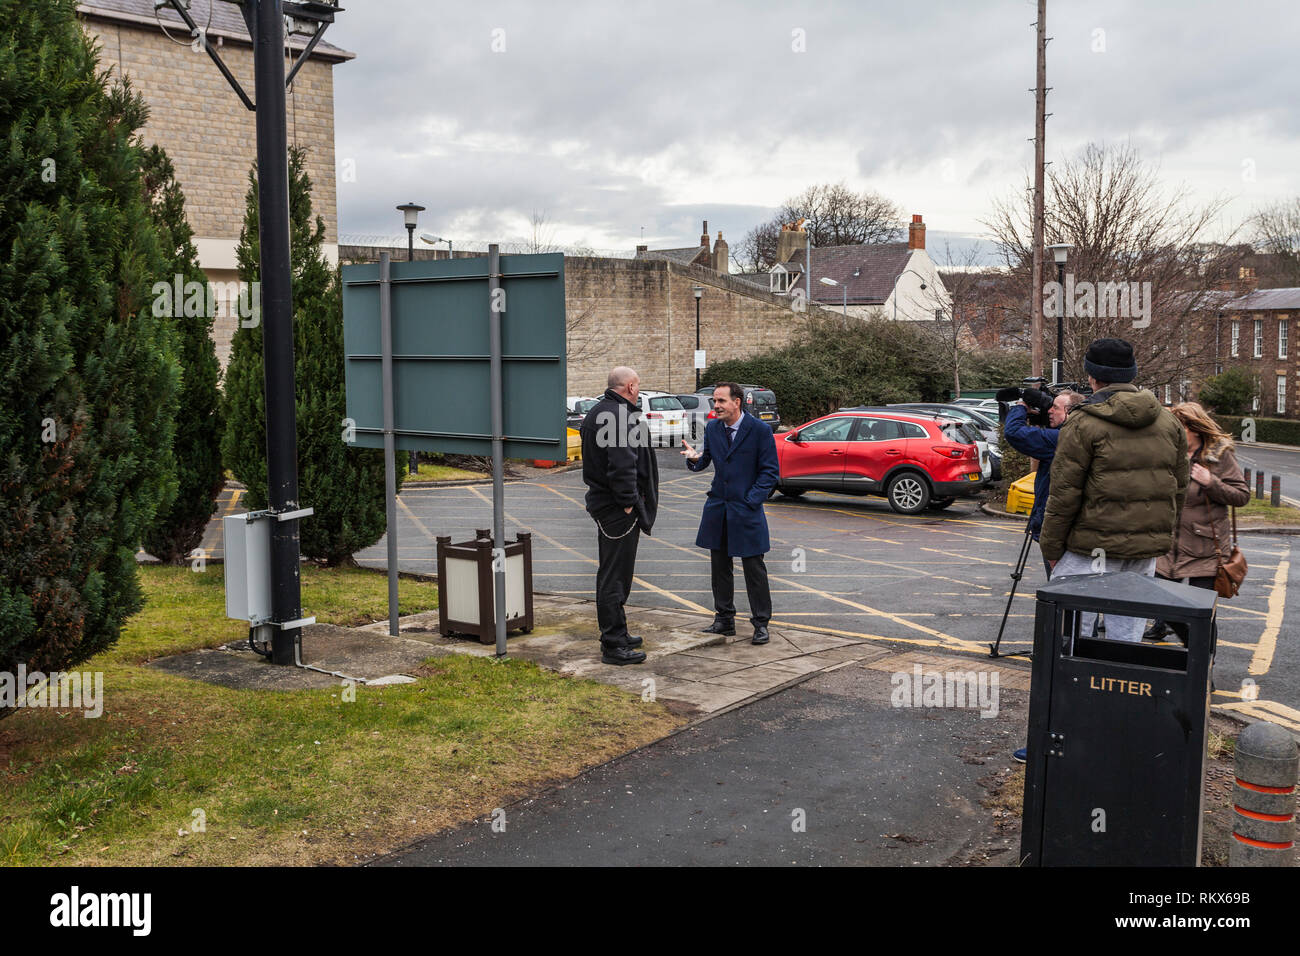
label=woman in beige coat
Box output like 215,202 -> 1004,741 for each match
1145,402 -> 1250,645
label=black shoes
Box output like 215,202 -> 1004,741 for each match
702,620 -> 736,636
625,634 -> 643,648
601,645 -> 646,666
1142,621 -> 1172,643
752,625 -> 769,645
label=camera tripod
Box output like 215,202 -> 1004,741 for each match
989,521 -> 1035,659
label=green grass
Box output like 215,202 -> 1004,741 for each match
0,566 -> 682,866
1237,497 -> 1300,526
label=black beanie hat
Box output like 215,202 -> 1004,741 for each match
1084,337 -> 1137,384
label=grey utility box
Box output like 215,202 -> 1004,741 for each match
224,512 -> 273,624
1020,571 -> 1217,867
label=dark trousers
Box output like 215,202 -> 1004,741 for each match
1155,574 -> 1218,652
710,520 -> 772,628
595,512 -> 640,647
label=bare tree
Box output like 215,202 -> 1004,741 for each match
735,182 -> 903,271
1252,198 -> 1300,285
983,142 -> 1239,391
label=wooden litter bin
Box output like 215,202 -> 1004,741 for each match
436,529 -> 535,644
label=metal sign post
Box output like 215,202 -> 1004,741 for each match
379,253 -> 400,635
341,251 -> 566,654
488,244 -> 507,657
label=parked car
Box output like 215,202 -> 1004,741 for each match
566,395 -> 599,429
675,393 -> 712,442
885,403 -> 1002,479
844,406 -> 995,483
951,397 -> 1001,414
637,390 -> 687,446
696,383 -> 780,431
774,410 -> 989,514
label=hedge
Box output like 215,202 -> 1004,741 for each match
1211,415 -> 1300,447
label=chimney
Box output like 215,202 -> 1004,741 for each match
636,244 -> 648,255
712,231 -> 729,274
700,220 -> 709,248
908,214 -> 926,251
775,219 -> 807,265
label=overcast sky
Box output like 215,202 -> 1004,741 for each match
327,0 -> 1298,263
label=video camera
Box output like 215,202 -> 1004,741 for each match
995,378 -> 1089,427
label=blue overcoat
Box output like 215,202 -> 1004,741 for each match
686,412 -> 780,557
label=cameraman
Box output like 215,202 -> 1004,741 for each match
1003,388 -> 1084,575
1003,387 -> 1081,765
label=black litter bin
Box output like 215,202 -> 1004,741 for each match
1019,571 -> 1217,866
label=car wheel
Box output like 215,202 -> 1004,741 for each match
927,497 -> 956,511
778,485 -> 806,499
886,473 -> 930,514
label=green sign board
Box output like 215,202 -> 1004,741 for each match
341,254 -> 567,460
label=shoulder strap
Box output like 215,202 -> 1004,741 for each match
1231,507 -> 1237,547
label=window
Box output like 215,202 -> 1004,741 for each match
1231,321 -> 1240,357
898,421 -> 929,438
1280,319 -> 1289,359
1254,319 -> 1264,358
1278,376 -> 1287,415
647,396 -> 682,411
797,416 -> 855,442
852,418 -> 903,441
1164,384 -> 1172,405
677,395 -> 698,410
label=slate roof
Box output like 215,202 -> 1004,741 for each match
635,245 -> 709,266
78,0 -> 355,59
783,242 -> 916,305
1227,287 -> 1300,311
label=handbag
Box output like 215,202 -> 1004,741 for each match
1212,508 -> 1248,599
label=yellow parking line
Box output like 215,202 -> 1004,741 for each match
1216,700 -> 1300,733
1249,551 -> 1290,676
767,572 -> 984,653
920,547 -> 1006,567
494,485 -> 712,614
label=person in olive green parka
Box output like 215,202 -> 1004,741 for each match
1039,338 -> 1189,643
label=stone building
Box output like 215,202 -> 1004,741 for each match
78,0 -> 354,367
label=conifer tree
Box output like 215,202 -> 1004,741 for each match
222,147 -> 395,565
140,144 -> 225,564
0,0 -> 179,680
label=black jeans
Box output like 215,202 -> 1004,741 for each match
1154,574 -> 1218,652
710,520 -> 772,628
594,511 -> 641,648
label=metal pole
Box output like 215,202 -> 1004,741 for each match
406,225 -> 418,476
1030,0 -> 1047,379
489,244 -> 507,658
379,253 -> 400,636
695,296 -> 701,391
253,0 -> 304,666
1056,259 -> 1065,381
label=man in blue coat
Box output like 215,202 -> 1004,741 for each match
1003,388 -> 1083,575
680,382 -> 780,644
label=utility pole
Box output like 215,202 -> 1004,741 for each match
1030,0 -> 1048,380
166,0 -> 340,664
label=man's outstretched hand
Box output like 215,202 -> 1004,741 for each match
680,440 -> 702,461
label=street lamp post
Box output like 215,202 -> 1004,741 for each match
818,277 -> 848,326
693,286 -> 703,391
397,203 -> 426,475
1048,243 -> 1072,383
420,232 -> 453,258
891,269 -> 929,320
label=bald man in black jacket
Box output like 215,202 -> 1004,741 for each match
581,366 -> 659,665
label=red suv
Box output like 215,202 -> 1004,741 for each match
773,410 -> 987,514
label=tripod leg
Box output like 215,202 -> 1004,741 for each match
990,525 -> 1035,658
